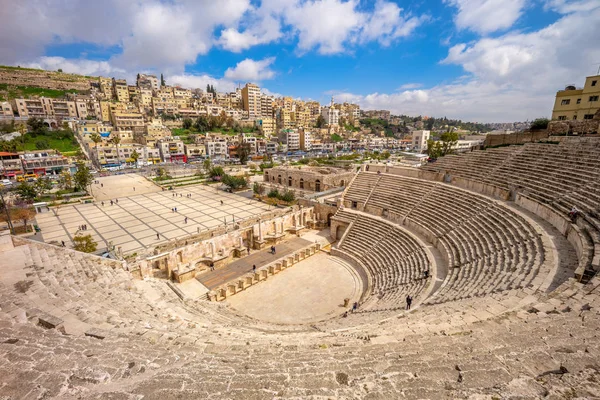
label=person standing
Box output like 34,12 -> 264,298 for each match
156,233 -> 160,240
252,265 -> 256,273
406,295 -> 413,310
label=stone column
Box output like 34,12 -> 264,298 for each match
280,221 -> 284,234
210,241 -> 216,258
258,221 -> 263,241
238,236 -> 244,248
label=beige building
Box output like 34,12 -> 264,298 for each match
113,79 -> 129,103
264,166 -> 354,192
12,98 -> 76,120
256,117 -> 276,137
98,77 -> 113,99
242,83 -> 261,119
0,101 -> 14,118
111,111 -> 145,133
552,75 -> 600,121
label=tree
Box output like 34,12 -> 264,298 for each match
182,118 -> 193,129
136,73 -> 140,81
194,116 -> 209,132
236,142 -> 252,165
426,131 -> 459,159
531,118 -> 549,130
221,174 -> 248,190
209,166 -> 225,180
73,162 -> 93,192
130,149 -> 140,168
253,182 -> 265,196
27,117 -> 46,133
11,207 -> 35,232
72,233 -> 98,253
57,68 -> 63,73
315,115 -> 326,128
203,158 -> 212,172
34,177 -> 53,197
58,170 -> 73,190
15,182 -> 38,202
35,138 -> 50,149
160,73 -> 166,87
109,134 -> 121,165
90,132 -> 102,161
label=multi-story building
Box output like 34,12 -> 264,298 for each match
157,137 -> 186,163
21,150 -> 70,176
110,111 -> 145,133
184,143 -> 206,162
412,130 -> 430,152
276,108 -> 295,130
0,152 -> 24,179
152,97 -> 178,115
112,78 -> 129,103
98,77 -> 113,100
51,99 -> 78,120
136,74 -> 159,91
551,75 -> 600,121
73,96 -> 101,120
321,105 -> 339,126
278,129 -> 300,151
300,130 -> 312,151
260,95 -> 273,118
362,109 -> 391,121
138,89 -> 153,111
0,102 -> 14,118
255,117 -> 276,137
242,83 -> 261,119
78,121 -> 112,137
12,98 -> 77,120
205,139 -> 229,159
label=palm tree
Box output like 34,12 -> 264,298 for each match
90,132 -> 102,167
131,149 -> 140,169
109,134 -> 121,167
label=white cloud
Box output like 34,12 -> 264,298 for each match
544,0 -> 600,13
22,57 -> 128,78
398,83 -> 423,90
360,0 -> 428,46
337,5 -> 600,122
224,57 -> 277,82
167,73 -> 237,93
445,0 -> 527,34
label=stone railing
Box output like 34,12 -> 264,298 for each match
208,242 -> 322,301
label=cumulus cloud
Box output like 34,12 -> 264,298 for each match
445,0 -> 528,34
337,4 -> 600,122
224,57 -> 276,82
22,57 -> 128,78
359,0 -> 428,46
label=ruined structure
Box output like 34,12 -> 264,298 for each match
264,165 -> 355,192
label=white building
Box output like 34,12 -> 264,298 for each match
412,130 -> 430,152
206,140 -> 229,159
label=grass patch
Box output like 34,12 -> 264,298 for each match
18,136 -> 79,153
0,84 -> 84,100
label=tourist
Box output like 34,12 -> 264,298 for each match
210,262 -> 215,271
220,200 -> 224,205
406,295 -> 412,310
101,183 -> 103,188
247,247 -> 251,255
61,240 -> 65,247
253,265 -> 256,273
110,200 -> 113,206
175,207 -> 178,212
101,201 -> 104,206
352,302 -> 358,312
568,206 -> 579,221
423,269 -> 429,279
342,311 -> 348,318
184,217 -> 188,224
197,227 -> 200,234
115,199 -> 118,204
156,233 -> 160,240
173,193 -> 175,197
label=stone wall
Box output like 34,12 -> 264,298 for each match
547,120 -> 600,135
483,130 -> 549,147
264,166 -> 354,192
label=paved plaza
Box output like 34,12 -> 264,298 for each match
226,252 -> 361,324
90,173 -> 161,201
35,182 -> 272,255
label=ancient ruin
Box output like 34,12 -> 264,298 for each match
1,137 -> 600,398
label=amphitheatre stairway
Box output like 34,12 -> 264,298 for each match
1,138 -> 600,398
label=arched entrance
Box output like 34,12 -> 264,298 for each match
299,178 -> 304,189
278,175 -> 282,184
315,179 -> 321,192
288,176 -> 292,186
327,213 -> 333,227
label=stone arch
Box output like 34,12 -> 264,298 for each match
278,175 -> 282,184
288,176 -> 293,186
315,179 -> 321,192
299,178 -> 304,189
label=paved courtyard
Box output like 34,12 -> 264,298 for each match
35,183 -> 272,255
226,252 -> 362,324
89,173 -> 161,201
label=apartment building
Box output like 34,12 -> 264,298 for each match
362,109 -> 391,121
412,130 -> 430,152
242,83 -> 261,119
12,98 -> 76,120
136,74 -> 159,91
260,95 -> 273,118
112,79 -> 129,103
98,77 -> 113,99
73,96 -> 101,119
276,108 -> 296,130
321,106 -> 339,126
0,102 -> 14,118
152,97 -> 178,115
157,137 -> 186,162
205,139 -> 229,159
300,130 -> 313,151
278,129 -> 300,151
255,117 -> 276,137
552,74 -> 600,120
0,152 -> 23,179
78,121 -> 112,136
110,111 -> 145,133
184,144 -> 206,161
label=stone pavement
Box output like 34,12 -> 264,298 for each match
196,236 -> 313,290
90,173 -> 161,201
35,184 -> 272,255
227,252 -> 362,324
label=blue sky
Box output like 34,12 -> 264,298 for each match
2,0 -> 600,122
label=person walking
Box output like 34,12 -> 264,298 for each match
101,201 -> 104,206
61,241 -> 65,247
156,233 -> 160,240
115,199 -> 118,204
110,200 -> 113,206
352,302 -> 358,312
184,217 -> 188,224
252,265 -> 256,273
406,295 -> 412,310
247,247 -> 251,256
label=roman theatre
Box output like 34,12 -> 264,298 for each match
1,137 -> 600,399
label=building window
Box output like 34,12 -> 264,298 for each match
561,99 -> 570,105
584,114 -> 594,119
592,80 -> 597,87
576,98 -> 581,104
558,116 -> 567,120
589,95 -> 599,102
